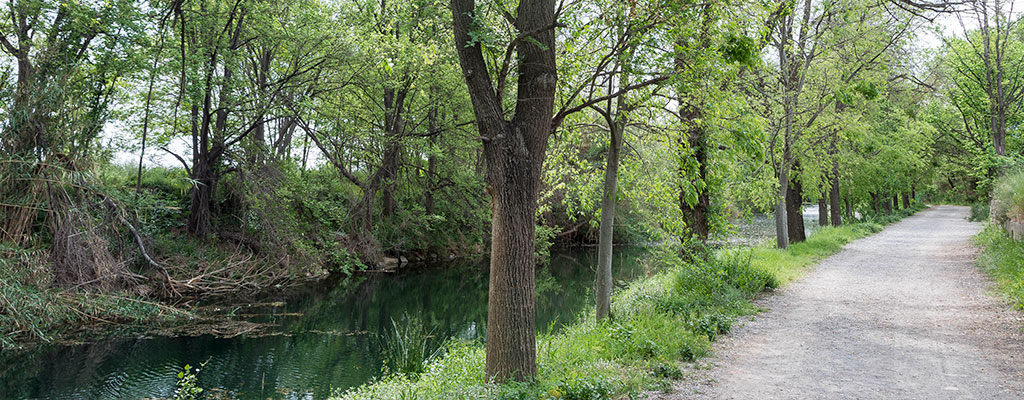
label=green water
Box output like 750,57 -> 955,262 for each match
0,247 -> 655,400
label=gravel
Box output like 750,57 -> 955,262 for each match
650,205 -> 1024,400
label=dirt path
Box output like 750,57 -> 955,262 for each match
653,205 -> 1024,400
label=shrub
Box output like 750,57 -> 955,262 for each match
990,169 -> 1024,223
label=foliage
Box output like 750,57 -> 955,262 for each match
173,363 -> 205,400
970,201 -> 991,222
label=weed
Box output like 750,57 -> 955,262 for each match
379,314 -> 445,375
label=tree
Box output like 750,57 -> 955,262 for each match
450,0 -> 558,382
760,0 -> 913,247
946,0 -> 1024,156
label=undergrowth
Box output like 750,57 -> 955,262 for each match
333,214 -> 914,400
0,247 -> 191,349
974,225 -> 1024,311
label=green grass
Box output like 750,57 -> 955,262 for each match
333,213 -> 914,400
974,225 -> 1024,311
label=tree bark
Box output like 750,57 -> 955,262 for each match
902,191 -> 911,209
679,107 -> 711,242
381,86 -> 408,218
451,0 -> 556,382
595,113 -> 623,321
675,5 -> 714,243
775,166 -> 791,249
829,159 -> 842,226
786,176 -> 806,243
818,195 -> 828,226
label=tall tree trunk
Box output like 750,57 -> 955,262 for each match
775,166 -> 791,249
381,86 -> 408,218
595,114 -> 623,321
451,0 -> 556,382
902,192 -> 910,209
892,194 -> 899,211
679,108 -> 711,242
676,5 -> 713,243
188,77 -> 214,237
829,159 -> 842,226
818,195 -> 828,226
786,176 -> 806,243
871,192 -> 880,215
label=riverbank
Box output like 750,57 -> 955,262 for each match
0,247 -> 191,349
335,206 -> 925,400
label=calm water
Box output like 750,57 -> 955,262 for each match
723,204 -> 823,246
0,248 -> 656,400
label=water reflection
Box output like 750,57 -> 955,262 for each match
0,247 -> 652,400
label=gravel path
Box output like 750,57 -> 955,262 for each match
653,205 -> 1024,400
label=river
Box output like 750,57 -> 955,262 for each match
0,248 -> 656,400
0,207 -> 825,399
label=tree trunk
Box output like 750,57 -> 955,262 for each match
775,167 -> 791,249
902,192 -> 910,209
675,7 -> 713,243
679,108 -> 710,242
451,0 -> 556,382
829,159 -> 842,226
381,86 -> 409,218
892,194 -> 899,211
786,176 -> 806,243
871,192 -> 880,215
818,195 -> 828,226
595,116 -> 623,321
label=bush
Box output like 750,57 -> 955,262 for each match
0,248 -> 189,349
970,201 -> 991,222
990,169 -> 1024,223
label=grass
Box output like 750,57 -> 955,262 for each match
974,225 -> 1024,311
380,314 -> 445,375
333,209 -> 918,400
